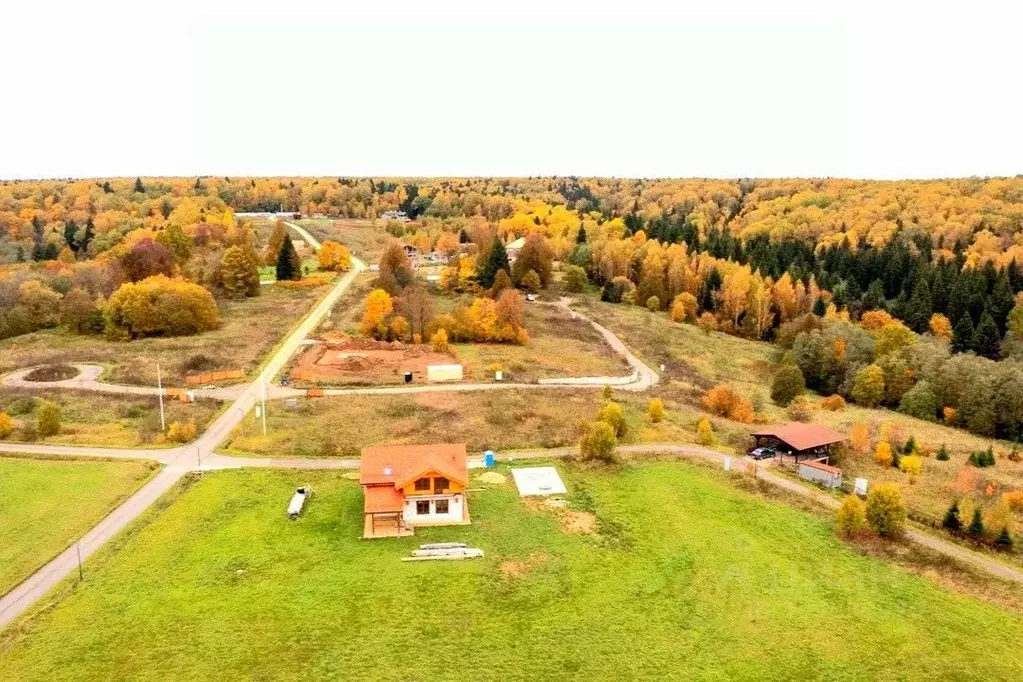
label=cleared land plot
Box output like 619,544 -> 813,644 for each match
3,462 -> 1022,681
0,285 -> 326,387
297,218 -> 393,260
573,296 -> 777,402
223,389 -> 700,458
0,389 -> 220,447
309,286 -> 628,386
0,456 -> 159,597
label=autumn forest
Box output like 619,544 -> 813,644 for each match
5,175 -> 1023,440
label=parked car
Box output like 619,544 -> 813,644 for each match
750,447 -> 776,460
525,293 -> 537,302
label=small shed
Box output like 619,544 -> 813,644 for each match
750,423 -> 847,464
427,364 -> 463,382
798,460 -> 843,489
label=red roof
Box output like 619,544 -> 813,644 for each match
800,459 -> 842,475
360,444 -> 469,488
363,485 -> 405,514
750,423 -> 847,451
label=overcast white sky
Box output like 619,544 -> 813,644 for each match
2,0 -> 1020,180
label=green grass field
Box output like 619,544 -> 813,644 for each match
3,461 -> 1021,681
0,456 -> 159,597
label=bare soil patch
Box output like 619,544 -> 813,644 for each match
292,333 -> 464,386
498,553 -> 548,579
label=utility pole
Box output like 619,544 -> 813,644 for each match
76,542 -> 83,581
260,380 -> 268,437
156,363 -> 166,432
196,445 -> 202,473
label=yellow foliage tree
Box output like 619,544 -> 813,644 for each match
928,313 -> 953,340
317,240 -> 352,271
849,422 -> 870,452
430,328 -> 449,352
647,398 -> 665,423
359,289 -> 393,339
899,454 -> 923,476
702,384 -> 755,423
0,412 -> 13,439
836,495 -> 867,537
875,441 -> 894,467
696,417 -> 715,446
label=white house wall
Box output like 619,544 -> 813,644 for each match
404,494 -> 463,524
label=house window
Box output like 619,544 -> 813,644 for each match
435,499 -> 449,514
414,478 -> 431,492
416,500 -> 431,515
434,477 -> 450,492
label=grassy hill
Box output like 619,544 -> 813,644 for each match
2,461 -> 1021,681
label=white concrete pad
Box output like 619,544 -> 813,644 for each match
511,467 -> 567,496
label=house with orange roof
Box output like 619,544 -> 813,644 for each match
360,443 -> 471,538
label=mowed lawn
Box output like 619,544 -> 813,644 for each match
0,456 -> 159,596
3,462 -> 1022,681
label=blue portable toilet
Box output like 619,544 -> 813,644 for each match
483,450 -> 496,467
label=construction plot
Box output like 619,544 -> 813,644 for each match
511,467 -> 568,497
291,334 -> 466,386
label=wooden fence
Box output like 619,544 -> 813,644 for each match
185,369 -> 246,386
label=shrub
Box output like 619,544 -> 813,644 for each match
696,417 -> 715,446
697,312 -> 717,334
647,398 -> 664,423
903,436 -> 917,454
598,401 -> 628,438
898,381 -> 938,421
0,412 -> 13,439
874,441 -> 893,467
849,422 -> 870,452
995,528 -> 1014,551
942,406 -> 957,425
167,421 -> 198,443
968,447 -> 996,468
967,508 -> 985,540
105,275 -> 220,339
669,293 -> 698,323
562,264 -> 588,293
36,401 -> 62,437
936,444 -> 950,461
6,397 -> 38,416
602,385 -> 613,400
836,496 -> 867,537
1004,490 -> 1023,512
430,328 -> 449,352
786,395 -> 814,422
519,270 -> 542,294
866,483 -> 906,537
702,384 -> 755,423
645,295 -> 660,312
770,364 -> 805,406
942,501 -> 963,533
899,455 -> 923,476
820,394 -> 845,411
580,421 -> 617,463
